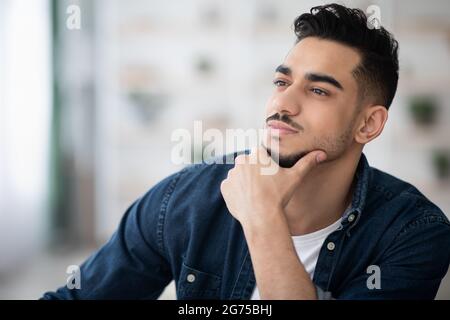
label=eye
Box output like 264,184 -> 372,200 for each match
273,79 -> 288,87
310,87 -> 328,96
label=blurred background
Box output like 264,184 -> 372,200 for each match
0,0 -> 449,299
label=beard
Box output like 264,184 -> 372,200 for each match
262,110 -> 358,168
264,147 -> 310,168
263,125 -> 355,168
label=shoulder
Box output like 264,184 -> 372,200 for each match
366,166 -> 450,245
369,167 -> 448,222
360,166 -> 450,283
172,152 -> 240,195
141,152 -> 243,222
141,152 -> 241,203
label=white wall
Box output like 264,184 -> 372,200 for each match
0,0 -> 51,271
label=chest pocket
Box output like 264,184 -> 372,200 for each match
177,262 -> 222,299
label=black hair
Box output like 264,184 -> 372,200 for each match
293,3 -> 399,109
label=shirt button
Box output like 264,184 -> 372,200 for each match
186,273 -> 196,283
327,242 -> 336,251
348,214 -> 356,223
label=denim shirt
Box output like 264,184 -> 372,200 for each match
42,152 -> 450,300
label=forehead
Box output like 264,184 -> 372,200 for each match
283,37 -> 361,84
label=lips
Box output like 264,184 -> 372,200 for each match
267,120 -> 299,134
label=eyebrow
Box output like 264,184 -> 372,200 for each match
275,64 -> 344,91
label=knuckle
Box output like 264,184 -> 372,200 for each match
220,179 -> 227,191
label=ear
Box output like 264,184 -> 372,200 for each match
354,105 -> 388,144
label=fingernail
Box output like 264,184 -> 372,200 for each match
316,152 -> 326,163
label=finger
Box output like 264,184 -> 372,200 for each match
220,179 -> 228,196
249,147 -> 259,161
257,145 -> 271,161
234,154 -> 247,165
249,145 -> 275,167
220,179 -> 225,190
289,150 -> 327,178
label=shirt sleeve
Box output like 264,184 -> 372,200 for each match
40,173 -> 179,300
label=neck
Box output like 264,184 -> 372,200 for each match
285,147 -> 362,236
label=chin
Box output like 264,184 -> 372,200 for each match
265,146 -> 310,168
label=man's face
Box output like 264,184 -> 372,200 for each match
264,37 -> 362,167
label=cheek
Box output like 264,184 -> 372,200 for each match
264,96 -> 276,117
307,108 -> 343,135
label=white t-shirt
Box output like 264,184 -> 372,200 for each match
250,217 -> 342,300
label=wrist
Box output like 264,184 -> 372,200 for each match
242,208 -> 289,244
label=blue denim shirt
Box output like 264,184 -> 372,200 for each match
42,152 -> 450,300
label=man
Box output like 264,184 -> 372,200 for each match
42,3 -> 450,300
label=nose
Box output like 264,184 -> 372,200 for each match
271,86 -> 301,116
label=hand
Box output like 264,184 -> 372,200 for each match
220,146 -> 327,229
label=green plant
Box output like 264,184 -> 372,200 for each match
432,150 -> 450,180
408,96 -> 438,126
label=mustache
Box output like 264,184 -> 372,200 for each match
265,113 -> 304,131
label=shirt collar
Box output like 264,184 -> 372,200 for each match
342,152 -> 370,221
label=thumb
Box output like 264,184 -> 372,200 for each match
290,150 -> 327,178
